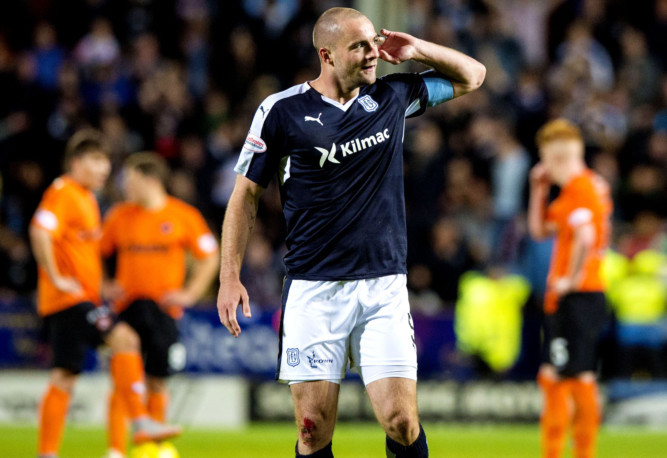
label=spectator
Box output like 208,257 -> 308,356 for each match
428,217 -> 475,306
31,22 -> 66,91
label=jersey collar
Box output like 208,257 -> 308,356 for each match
306,82 -> 360,112
319,93 -> 358,112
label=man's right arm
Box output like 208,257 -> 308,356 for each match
527,163 -> 556,240
378,29 -> 486,98
100,209 -> 125,302
29,224 -> 82,294
217,174 -> 264,337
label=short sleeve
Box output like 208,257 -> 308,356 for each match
234,97 -> 287,187
31,184 -> 68,239
567,207 -> 594,228
421,70 -> 454,106
182,207 -> 218,259
548,178 -> 597,230
564,180 -> 599,228
380,73 -> 430,118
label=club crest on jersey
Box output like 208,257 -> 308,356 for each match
286,348 -> 300,367
357,95 -> 378,112
243,133 -> 267,153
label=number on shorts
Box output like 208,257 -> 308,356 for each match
550,337 -> 569,368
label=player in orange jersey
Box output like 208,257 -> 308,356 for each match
528,119 -> 612,458
30,130 -> 182,458
101,152 -> 219,457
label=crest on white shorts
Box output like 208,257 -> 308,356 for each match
286,348 -> 300,367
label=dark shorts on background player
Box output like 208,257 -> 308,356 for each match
45,301 -> 116,374
118,299 -> 180,377
542,292 -> 608,377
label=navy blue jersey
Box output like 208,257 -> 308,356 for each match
236,73 -> 430,280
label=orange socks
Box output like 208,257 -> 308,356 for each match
108,388 -> 169,454
571,379 -> 600,458
107,389 -> 129,454
148,390 -> 169,422
538,373 -> 571,458
38,384 -> 70,455
110,352 -> 148,420
538,373 -> 601,458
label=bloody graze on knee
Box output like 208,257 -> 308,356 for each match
300,417 -> 316,444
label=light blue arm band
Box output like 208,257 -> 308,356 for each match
423,74 -> 454,107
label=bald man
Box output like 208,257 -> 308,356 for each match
528,119 -> 612,458
217,7 -> 485,458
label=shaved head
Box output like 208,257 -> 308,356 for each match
313,7 -> 367,50
310,7 -> 380,93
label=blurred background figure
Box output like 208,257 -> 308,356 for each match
455,268 -> 530,377
605,250 -> 667,379
101,152 -> 218,457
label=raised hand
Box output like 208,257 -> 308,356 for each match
551,276 -> 574,296
378,28 -> 419,65
530,162 -> 551,188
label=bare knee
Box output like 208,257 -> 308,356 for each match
291,381 -> 339,454
577,371 -> 596,383
366,378 -> 420,446
49,368 -> 78,394
147,376 -> 167,394
296,410 -> 334,452
384,411 -> 420,446
106,322 -> 140,352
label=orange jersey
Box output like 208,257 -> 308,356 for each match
544,170 -> 612,313
31,176 -> 103,316
101,196 -> 217,318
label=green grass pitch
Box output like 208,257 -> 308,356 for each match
2,422 -> 667,457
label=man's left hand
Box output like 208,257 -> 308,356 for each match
551,277 -> 574,296
160,290 -> 197,308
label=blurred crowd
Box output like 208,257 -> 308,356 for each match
0,0 -> 665,336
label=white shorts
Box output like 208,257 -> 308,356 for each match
276,274 -> 417,386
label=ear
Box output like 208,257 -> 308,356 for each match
319,47 -> 334,66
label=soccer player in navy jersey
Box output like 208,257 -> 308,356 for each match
217,7 -> 485,458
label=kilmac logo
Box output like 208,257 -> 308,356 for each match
314,128 -> 391,168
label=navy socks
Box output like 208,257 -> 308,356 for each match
386,424 -> 428,457
292,424 -> 427,457
295,441 -> 333,457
